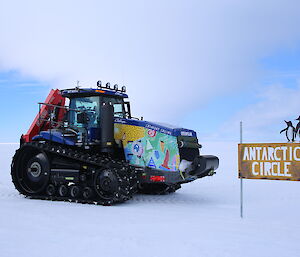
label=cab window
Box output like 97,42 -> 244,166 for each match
69,96 -> 100,128
103,97 -> 125,118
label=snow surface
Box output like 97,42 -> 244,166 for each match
0,143 -> 299,257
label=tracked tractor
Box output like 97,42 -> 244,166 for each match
11,81 -> 219,205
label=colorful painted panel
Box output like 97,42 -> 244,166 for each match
114,123 -> 180,171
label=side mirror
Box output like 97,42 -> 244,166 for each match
77,112 -> 89,124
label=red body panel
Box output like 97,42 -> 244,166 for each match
23,89 -> 66,142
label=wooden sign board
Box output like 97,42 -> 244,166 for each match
238,143 -> 300,181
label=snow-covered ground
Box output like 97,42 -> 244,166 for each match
0,142 -> 299,257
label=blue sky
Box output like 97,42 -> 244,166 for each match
0,71 -> 50,142
1,0 -> 300,143
190,47 -> 300,141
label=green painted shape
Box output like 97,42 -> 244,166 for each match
125,128 -> 180,171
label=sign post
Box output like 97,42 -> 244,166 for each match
240,121 -> 243,219
238,119 -> 300,218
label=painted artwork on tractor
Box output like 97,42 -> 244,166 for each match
115,123 -> 180,171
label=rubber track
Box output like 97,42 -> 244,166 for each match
11,142 -> 138,206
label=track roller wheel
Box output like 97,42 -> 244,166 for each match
94,169 -> 118,202
58,185 -> 68,197
70,185 -> 81,198
11,145 -> 50,195
83,187 -> 93,199
46,184 -> 56,196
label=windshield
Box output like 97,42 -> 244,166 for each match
68,96 -> 125,128
69,96 -> 100,128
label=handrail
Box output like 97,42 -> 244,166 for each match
37,118 -> 64,125
38,102 -> 80,112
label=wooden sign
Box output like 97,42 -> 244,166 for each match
238,143 -> 300,181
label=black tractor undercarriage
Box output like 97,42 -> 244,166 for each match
11,142 -> 138,205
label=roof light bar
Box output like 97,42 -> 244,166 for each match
96,81 -> 126,93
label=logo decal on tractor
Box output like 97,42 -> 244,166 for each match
147,129 -> 156,137
132,141 -> 144,158
181,131 -> 193,137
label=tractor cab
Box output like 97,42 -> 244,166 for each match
30,81 -> 131,148
60,82 -> 130,146
68,95 -> 123,129
63,82 -> 130,120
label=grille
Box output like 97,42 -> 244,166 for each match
177,136 -> 200,161
179,147 -> 199,161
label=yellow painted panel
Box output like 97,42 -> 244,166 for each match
114,123 -> 144,147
